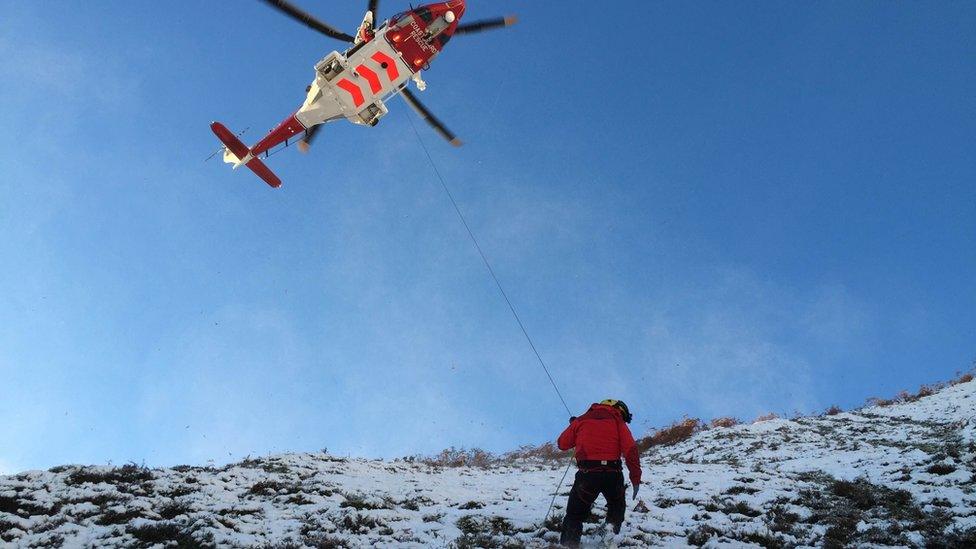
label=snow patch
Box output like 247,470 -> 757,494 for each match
2,380 -> 974,547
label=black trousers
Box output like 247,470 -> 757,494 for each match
560,470 -> 626,547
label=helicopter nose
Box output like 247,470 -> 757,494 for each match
447,0 -> 466,20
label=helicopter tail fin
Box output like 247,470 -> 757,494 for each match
210,121 -> 282,189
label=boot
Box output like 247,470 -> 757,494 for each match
560,518 -> 583,547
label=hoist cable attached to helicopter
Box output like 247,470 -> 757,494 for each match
211,3 -> 578,526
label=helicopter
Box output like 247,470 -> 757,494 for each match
210,0 -> 517,188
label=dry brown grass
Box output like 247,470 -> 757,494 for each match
753,412 -> 780,423
824,405 -> 843,416
952,372 -> 973,385
420,447 -> 496,468
867,370 -> 974,408
866,395 -> 896,407
637,417 -> 702,452
503,442 -> 571,462
709,417 -> 741,429
417,442 -> 573,468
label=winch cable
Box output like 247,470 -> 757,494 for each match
401,96 -> 572,418
401,96 -> 578,531
545,458 -> 575,525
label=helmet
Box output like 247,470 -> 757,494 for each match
600,399 -> 632,423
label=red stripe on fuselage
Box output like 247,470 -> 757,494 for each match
356,64 -> 382,94
371,52 -> 400,80
336,78 -> 365,107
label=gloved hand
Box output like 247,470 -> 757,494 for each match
632,483 -> 640,500
569,416 -> 577,424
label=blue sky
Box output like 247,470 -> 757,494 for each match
1,1 -> 973,474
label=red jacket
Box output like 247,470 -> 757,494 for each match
558,403 -> 642,487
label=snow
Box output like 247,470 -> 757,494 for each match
1,379 -> 974,547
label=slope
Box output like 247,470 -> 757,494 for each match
1,379 -> 973,547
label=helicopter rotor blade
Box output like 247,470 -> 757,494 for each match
401,87 -> 462,147
367,0 -> 380,28
454,15 -> 518,36
259,0 -> 356,42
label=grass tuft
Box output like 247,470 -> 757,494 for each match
66,464 -> 153,487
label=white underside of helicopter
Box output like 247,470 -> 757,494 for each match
295,32 -> 416,133
219,33 -> 416,168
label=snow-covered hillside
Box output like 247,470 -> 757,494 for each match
2,379 -> 974,547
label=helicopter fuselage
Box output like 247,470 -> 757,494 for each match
249,0 -> 466,156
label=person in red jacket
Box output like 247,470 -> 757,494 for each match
556,399 -> 642,547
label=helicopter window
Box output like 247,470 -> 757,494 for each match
390,12 -> 416,30
415,7 -> 434,23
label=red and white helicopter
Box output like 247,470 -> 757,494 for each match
211,0 -> 517,188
